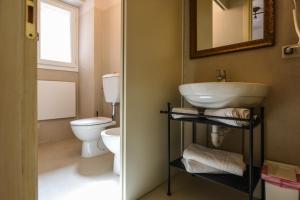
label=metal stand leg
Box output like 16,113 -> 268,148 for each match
249,108 -> 254,200
162,104 -> 265,199
261,107 -> 265,200
181,122 -> 185,157
242,128 -> 245,156
192,122 -> 196,143
206,124 -> 209,147
167,103 -> 171,196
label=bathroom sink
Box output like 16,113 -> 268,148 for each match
179,82 -> 269,108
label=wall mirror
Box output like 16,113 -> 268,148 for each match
190,0 -> 275,58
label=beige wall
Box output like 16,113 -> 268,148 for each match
37,69 -> 78,144
197,0 -> 250,50
124,0 -> 182,199
197,0 -> 213,50
80,0 -> 121,122
97,0 -> 122,123
213,0 -> 245,47
79,0 -> 97,118
184,0 -> 300,166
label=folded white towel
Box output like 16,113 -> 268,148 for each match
204,108 -> 250,127
172,107 -> 199,119
182,158 -> 226,174
183,144 -> 246,176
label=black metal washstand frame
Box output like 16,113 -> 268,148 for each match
160,103 -> 265,200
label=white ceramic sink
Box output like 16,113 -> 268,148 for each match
179,82 -> 269,108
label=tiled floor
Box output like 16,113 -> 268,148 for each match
38,138 -> 120,200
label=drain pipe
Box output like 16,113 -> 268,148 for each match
98,103 -> 117,151
211,125 -> 226,148
111,103 -> 116,120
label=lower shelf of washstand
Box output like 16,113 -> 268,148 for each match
170,158 -> 261,194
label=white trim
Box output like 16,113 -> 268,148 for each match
38,64 -> 78,72
61,0 -> 85,7
37,0 -> 79,72
121,0 -> 125,199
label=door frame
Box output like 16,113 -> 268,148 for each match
0,1 -> 127,199
0,1 -> 38,200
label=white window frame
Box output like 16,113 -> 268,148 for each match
37,0 -> 79,72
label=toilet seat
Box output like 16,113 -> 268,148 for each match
71,117 -> 112,126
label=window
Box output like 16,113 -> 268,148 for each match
38,0 -> 78,71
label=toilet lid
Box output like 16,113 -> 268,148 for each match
71,117 -> 112,126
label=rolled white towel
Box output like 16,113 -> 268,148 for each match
204,108 -> 250,127
182,158 -> 226,174
183,144 -> 246,176
172,107 -> 199,119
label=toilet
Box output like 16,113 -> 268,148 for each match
101,127 -> 120,175
70,118 -> 116,157
70,73 -> 120,158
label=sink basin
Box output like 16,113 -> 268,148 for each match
179,82 -> 269,108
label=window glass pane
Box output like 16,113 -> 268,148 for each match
40,2 -> 72,63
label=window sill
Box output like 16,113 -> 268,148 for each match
38,64 -> 78,72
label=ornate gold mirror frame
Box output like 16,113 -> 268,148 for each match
190,0 -> 275,58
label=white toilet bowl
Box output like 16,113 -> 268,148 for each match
101,127 -> 120,175
71,117 -> 116,158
